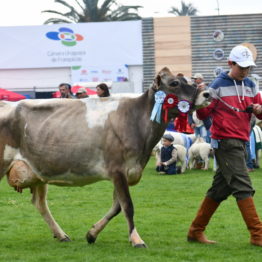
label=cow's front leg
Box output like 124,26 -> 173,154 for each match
113,171 -> 146,248
31,184 -> 70,241
86,189 -> 121,244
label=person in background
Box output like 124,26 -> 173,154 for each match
246,115 -> 257,172
187,45 -> 262,247
189,73 -> 211,142
76,87 -> 89,99
253,122 -> 262,168
156,134 -> 179,175
188,111 -> 208,140
58,83 -> 75,98
191,73 -> 206,90
96,83 -> 110,97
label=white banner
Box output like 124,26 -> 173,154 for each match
0,21 -> 142,69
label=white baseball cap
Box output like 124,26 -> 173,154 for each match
192,73 -> 204,79
228,45 -> 256,67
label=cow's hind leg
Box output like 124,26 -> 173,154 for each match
113,172 -> 146,248
86,189 -> 121,244
31,184 -> 70,242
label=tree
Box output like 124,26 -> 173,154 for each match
169,1 -> 198,16
42,0 -> 142,24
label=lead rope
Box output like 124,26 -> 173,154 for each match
210,89 -> 247,112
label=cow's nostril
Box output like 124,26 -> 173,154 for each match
203,92 -> 210,98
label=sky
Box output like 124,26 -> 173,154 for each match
0,0 -> 261,27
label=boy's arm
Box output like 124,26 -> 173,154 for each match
196,99 -> 218,120
164,148 -> 177,165
253,93 -> 262,119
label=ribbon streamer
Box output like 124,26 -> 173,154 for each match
150,91 -> 166,123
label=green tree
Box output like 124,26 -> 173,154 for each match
169,1 -> 198,16
42,0 -> 142,24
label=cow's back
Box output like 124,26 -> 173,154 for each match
13,98 -> 124,183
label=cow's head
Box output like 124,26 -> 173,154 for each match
151,67 -> 210,119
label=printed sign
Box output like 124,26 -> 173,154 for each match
0,21 -> 142,69
71,65 -> 128,83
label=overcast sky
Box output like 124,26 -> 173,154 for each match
0,0 -> 261,27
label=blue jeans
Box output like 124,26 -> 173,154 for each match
195,125 -> 207,141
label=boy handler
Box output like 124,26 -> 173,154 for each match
187,45 -> 262,246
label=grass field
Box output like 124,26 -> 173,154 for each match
1,157 -> 262,262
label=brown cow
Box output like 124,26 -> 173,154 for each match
0,67 -> 209,247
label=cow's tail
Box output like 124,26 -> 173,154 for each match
0,102 -> 18,181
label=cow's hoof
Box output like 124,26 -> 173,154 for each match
60,236 -> 71,242
133,243 -> 147,248
86,232 -> 96,244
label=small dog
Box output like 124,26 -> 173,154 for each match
188,137 -> 213,170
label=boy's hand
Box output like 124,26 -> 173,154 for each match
253,104 -> 262,114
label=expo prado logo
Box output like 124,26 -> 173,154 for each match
46,27 -> 84,46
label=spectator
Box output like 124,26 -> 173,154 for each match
189,73 -> 211,142
96,83 -> 110,97
252,123 -> 262,168
191,73 -> 206,90
156,134 -> 179,175
246,115 -> 257,172
76,87 -> 89,99
58,83 -> 75,98
188,111 -> 208,141
187,45 -> 262,246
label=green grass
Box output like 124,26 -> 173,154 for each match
1,157 -> 262,262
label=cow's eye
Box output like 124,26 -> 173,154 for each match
169,80 -> 180,87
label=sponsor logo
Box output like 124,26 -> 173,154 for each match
46,27 -> 84,46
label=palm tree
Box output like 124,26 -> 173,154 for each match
169,1 -> 198,16
42,0 -> 142,24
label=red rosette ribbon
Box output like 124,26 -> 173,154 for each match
162,94 -> 178,123
177,112 -> 188,132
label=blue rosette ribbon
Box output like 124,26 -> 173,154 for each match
150,91 -> 166,123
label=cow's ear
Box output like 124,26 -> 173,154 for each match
158,67 -> 173,83
152,67 -> 173,90
156,74 -> 162,87
152,74 -> 161,90
159,67 -> 172,76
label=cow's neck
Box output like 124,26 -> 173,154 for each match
134,89 -> 168,166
